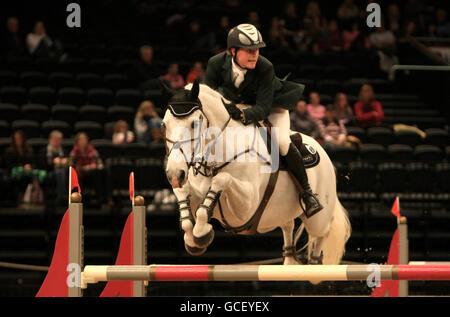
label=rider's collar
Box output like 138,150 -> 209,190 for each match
168,100 -> 202,118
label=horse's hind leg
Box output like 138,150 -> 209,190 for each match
309,237 -> 325,264
281,220 -> 299,265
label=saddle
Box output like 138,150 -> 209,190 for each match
218,106 -> 320,235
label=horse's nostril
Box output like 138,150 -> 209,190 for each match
179,170 -> 186,181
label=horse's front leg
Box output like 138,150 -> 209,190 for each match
192,171 -> 253,248
172,185 -> 204,255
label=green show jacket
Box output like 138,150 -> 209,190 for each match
204,52 -> 305,123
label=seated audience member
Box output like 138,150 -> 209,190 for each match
2,17 -> 26,57
135,100 -> 162,143
318,19 -> 342,52
342,22 -> 360,51
4,130 -> 35,204
337,0 -> 360,21
317,106 -> 347,149
112,120 -> 135,144
69,132 -> 105,205
307,91 -> 326,121
290,100 -> 320,139
160,63 -> 185,90
332,92 -> 354,125
26,20 -> 61,58
39,130 -> 68,204
354,84 -> 384,128
134,45 -> 161,88
186,61 -> 205,84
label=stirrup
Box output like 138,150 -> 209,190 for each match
299,192 -> 323,219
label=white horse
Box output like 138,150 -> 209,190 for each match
163,81 -> 351,266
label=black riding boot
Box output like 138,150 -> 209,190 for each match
284,143 -> 323,218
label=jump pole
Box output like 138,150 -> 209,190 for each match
81,264 -> 450,287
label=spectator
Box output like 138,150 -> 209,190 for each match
26,20 -> 60,58
69,132 -> 105,205
369,20 -> 398,79
337,0 -> 360,22
386,4 -> 401,35
318,19 -> 343,52
342,22 -> 360,51
184,20 -> 215,53
215,16 -> 231,52
332,93 -> 354,125
290,100 -> 321,139
4,130 -> 35,204
186,61 -> 205,84
403,21 -> 418,37
39,130 -> 68,204
354,84 -> 384,128
135,100 -> 162,143
160,63 -> 185,90
307,92 -> 326,121
112,120 -> 135,144
2,17 -> 26,57
248,10 -> 261,29
134,45 -> 161,89
280,1 -> 305,50
436,8 -> 450,37
317,105 -> 347,149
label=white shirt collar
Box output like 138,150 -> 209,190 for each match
231,57 -> 247,88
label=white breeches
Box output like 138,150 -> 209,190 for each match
268,107 -> 291,156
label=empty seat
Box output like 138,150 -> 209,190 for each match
107,106 -> 135,126
89,58 -> 114,74
116,89 -> 141,108
319,94 -> 332,105
328,145 -> 358,163
51,104 -> 78,125
60,57 -> 87,73
27,138 -> 48,154
143,89 -> 163,106
0,70 -> 19,86
48,72 -> 76,89
316,80 -> 342,95
414,145 -> 443,162
346,126 -> 366,143
104,74 -> 130,90
58,87 -> 86,106
274,64 -> 295,78
324,65 -> 348,81
0,103 -> 20,122
74,121 -> 103,140
41,120 -> 72,138
79,105 -> 107,123
136,158 -> 169,190
360,143 -> 387,162
118,143 -> 149,158
20,71 -> 47,89
79,43 -> 106,59
436,162 -> 450,194
1,86 -> 27,105
446,146 -> 450,160
394,129 -> 422,147
378,162 -> 408,193
77,73 -> 104,90
367,127 -> 394,146
21,104 -> 50,123
6,56 -> 34,72
87,88 -> 114,106
0,121 -> 10,137
103,121 -> 115,139
348,161 -> 378,192
29,87 -> 56,106
406,162 -> 435,193
90,139 -> 116,159
116,59 -> 138,74
298,65 -> 323,80
387,144 -> 414,161
424,128 -> 448,148
11,120 -> 40,138
35,57 -> 57,74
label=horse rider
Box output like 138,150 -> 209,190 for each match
204,23 -> 323,218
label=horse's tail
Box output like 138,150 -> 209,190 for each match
321,198 -> 351,264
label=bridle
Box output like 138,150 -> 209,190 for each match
163,98 -> 271,178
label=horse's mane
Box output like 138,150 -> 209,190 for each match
184,83 -> 228,104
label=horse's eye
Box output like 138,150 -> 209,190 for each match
161,122 -> 166,129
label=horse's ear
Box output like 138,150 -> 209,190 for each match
189,79 -> 199,101
160,80 -> 175,99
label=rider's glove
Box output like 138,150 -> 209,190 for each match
224,103 -> 243,121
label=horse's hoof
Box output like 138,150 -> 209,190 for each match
193,228 -> 214,248
185,244 -> 207,256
